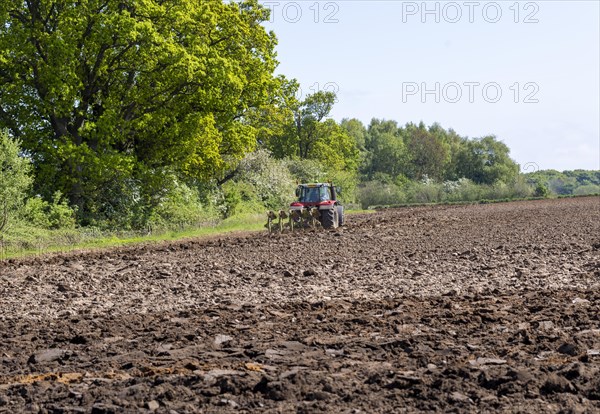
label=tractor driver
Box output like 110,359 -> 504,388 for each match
319,186 -> 331,201
303,185 -> 332,203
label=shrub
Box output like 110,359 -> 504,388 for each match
511,175 -> 534,199
23,197 -> 51,228
533,182 -> 550,198
0,131 -> 33,232
487,182 -> 512,200
359,174 -> 541,207
446,178 -> 482,202
221,180 -> 264,218
357,181 -> 404,209
573,184 -> 600,196
404,177 -> 444,203
47,192 -> 77,229
236,150 -> 296,209
22,192 -> 76,229
148,181 -> 217,229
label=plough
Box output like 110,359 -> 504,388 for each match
265,208 -> 324,233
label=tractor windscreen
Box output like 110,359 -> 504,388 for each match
299,186 -> 331,203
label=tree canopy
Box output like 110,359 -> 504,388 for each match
262,89 -> 359,172
357,119 -> 519,185
0,0 -> 280,220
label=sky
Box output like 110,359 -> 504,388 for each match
260,0 -> 600,171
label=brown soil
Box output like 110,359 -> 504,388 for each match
1,197 -> 599,413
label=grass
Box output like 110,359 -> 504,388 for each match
0,213 -> 265,260
0,209 -> 374,261
346,209 -> 376,215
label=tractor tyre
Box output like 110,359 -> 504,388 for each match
337,205 -> 345,227
322,208 -> 339,229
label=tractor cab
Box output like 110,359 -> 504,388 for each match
297,184 -> 333,203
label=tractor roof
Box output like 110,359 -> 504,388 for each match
299,183 -> 331,187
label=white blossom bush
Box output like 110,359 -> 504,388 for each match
235,149 -> 296,209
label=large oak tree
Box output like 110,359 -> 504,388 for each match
0,0 -> 280,219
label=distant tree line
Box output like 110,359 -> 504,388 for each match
525,170 -> 600,197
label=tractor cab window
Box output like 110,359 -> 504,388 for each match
299,186 -> 331,203
302,187 -> 320,203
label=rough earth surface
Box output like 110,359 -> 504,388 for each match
1,197 -> 599,413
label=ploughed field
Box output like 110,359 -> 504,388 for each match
1,197 -> 599,413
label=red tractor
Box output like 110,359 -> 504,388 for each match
289,183 -> 344,229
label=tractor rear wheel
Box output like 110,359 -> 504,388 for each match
321,208 -> 338,229
337,205 -> 344,226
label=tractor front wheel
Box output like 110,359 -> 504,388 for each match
321,208 -> 339,229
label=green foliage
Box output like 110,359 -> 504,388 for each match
403,123 -> 450,181
573,184 -> 600,196
357,181 -> 405,209
340,118 -> 368,151
328,169 -> 359,204
358,176 -> 538,209
533,182 -> 550,198
526,169 -> 600,196
217,148 -> 358,212
0,0 -> 281,219
0,131 -> 32,232
404,177 -> 444,204
454,136 -> 519,185
442,178 -> 483,202
360,121 -> 518,186
215,149 -> 298,217
235,149 -> 296,209
511,175 -> 535,199
221,180 -> 264,218
284,156 -> 357,203
0,224 -> 82,256
311,120 -> 360,172
285,158 -> 328,183
293,91 -> 337,159
265,91 -> 359,172
22,197 -> 49,229
247,76 -> 298,153
362,119 -> 408,180
22,192 -> 77,230
148,182 -> 217,230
